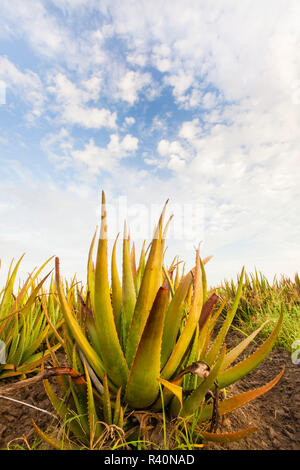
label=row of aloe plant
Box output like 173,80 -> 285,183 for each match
24,192 -> 284,450
0,256 -> 63,380
217,270 -> 300,351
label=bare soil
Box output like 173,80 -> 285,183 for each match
0,344 -> 299,450
205,347 -> 300,450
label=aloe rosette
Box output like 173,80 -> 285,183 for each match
35,192 -> 283,448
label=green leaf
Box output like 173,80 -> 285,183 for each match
83,361 -> 102,442
221,320 -> 269,371
103,373 -> 112,425
161,250 -> 203,381
161,271 -> 193,367
126,202 -> 168,369
218,310 -> 283,389
94,191 -> 128,388
157,377 -> 183,411
55,257 -> 105,383
87,228 -> 97,313
113,387 -> 122,426
125,287 -> 169,408
111,234 -> 122,335
121,223 -> 137,348
179,345 -> 226,417
205,267 -> 245,366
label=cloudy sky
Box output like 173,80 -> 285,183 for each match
0,0 -> 299,288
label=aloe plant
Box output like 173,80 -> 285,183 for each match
0,256 -> 60,379
218,270 -> 300,351
34,192 -> 283,449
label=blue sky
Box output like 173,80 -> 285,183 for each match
0,0 -> 299,287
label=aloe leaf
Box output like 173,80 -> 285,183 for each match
218,311 -> 283,388
198,293 -> 219,332
198,369 -> 284,422
205,267 -> 245,366
161,250 -> 203,381
125,286 -> 169,408
200,426 -> 258,443
0,255 -> 25,317
16,345 -> 61,373
87,228 -> 97,313
126,202 -> 168,369
121,223 -> 137,347
113,387 -> 122,426
13,319 -> 26,367
135,241 -> 146,293
161,271 -> 193,367
221,320 -> 269,371
179,345 -> 226,417
83,361 -> 102,443
94,191 -> 128,388
131,242 -> 137,282
43,378 -> 83,437
162,265 -> 175,297
55,257 -> 105,382
197,294 -> 221,360
31,420 -> 78,450
69,380 -> 90,436
157,377 -> 183,410
183,325 -> 200,391
200,257 -> 208,305
111,233 -> 122,334
103,373 -> 112,425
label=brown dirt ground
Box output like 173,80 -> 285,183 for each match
0,343 -> 299,450
205,347 -> 300,450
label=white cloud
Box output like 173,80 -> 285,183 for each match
71,139 -> 113,175
164,71 -> 194,104
127,52 -> 148,68
157,139 -> 187,161
167,155 -> 186,172
107,133 -> 138,155
0,0 -> 69,57
48,73 -> 117,129
116,70 -> 152,105
123,116 -> 136,128
151,43 -> 172,72
43,129 -> 138,176
179,119 -> 202,141
0,56 -> 45,119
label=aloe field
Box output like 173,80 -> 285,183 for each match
0,193 -> 299,451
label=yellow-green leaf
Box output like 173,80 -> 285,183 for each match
125,287 -> 169,408
93,191 -> 128,388
55,257 -> 105,382
162,250 -> 203,381
111,234 -> 122,334
218,311 -> 283,389
126,202 -> 168,368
